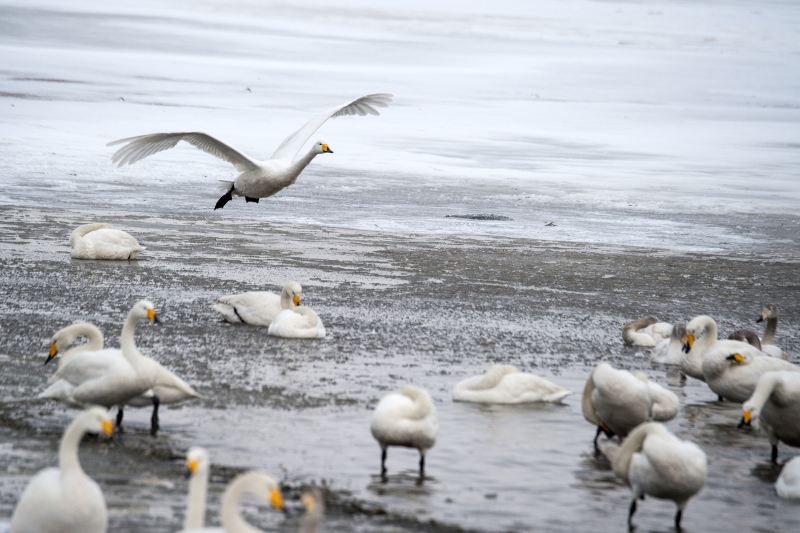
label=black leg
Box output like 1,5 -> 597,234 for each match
150,395 -> 160,437
380,447 -> 387,480
214,186 -> 234,210
593,426 -> 603,453
245,196 -> 259,203
628,499 -> 637,527
717,394 -> 724,402
675,509 -> 683,531
116,407 -> 125,433
419,452 -> 426,478
771,444 -> 778,463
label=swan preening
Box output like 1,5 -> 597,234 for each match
601,422 -> 707,530
777,457 -> 800,499
622,317 -> 672,347
739,370 -> 800,463
582,363 -> 678,452
39,301 -> 199,435
452,365 -> 570,404
10,407 -> 113,533
108,93 -> 393,210
652,322 -> 687,365
370,385 -> 438,480
685,315 -> 796,402
70,223 -> 144,260
213,282 -> 303,327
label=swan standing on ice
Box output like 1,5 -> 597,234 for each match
777,457 -> 800,499
582,363 -> 679,452
109,94 -> 393,210
452,364 -> 570,404
622,317 -> 672,347
10,407 -> 114,533
601,422 -> 706,530
739,370 -> 800,463
213,282 -> 303,327
183,447 -> 210,531
370,385 -> 438,481
684,315 -> 796,402
70,223 -> 144,260
179,471 -> 284,533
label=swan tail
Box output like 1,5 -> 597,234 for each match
544,389 -> 572,403
217,180 -> 235,192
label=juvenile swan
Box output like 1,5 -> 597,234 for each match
10,407 -> 114,533
70,223 -> 144,260
776,457 -> 800,499
601,422 -> 707,530
739,371 -> 800,463
652,322 -> 687,365
183,447 -> 210,531
757,304 -> 789,359
300,487 -> 325,533
179,471 -> 284,533
109,94 -> 393,210
452,364 -> 570,404
622,317 -> 672,347
370,385 -> 438,480
213,282 -> 302,327
582,363 -> 678,452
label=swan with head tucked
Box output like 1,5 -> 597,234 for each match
178,470 -> 284,533
70,223 -> 144,260
582,362 -> 679,452
452,364 -> 570,404
213,282 -> 302,327
600,422 -> 706,530
10,407 -> 114,533
622,317 -> 672,347
109,94 -> 393,210
182,447 -> 210,531
777,457 -> 800,499
651,322 -> 687,365
370,385 -> 438,481
267,289 -> 325,339
684,315 -> 796,402
39,301 -> 199,435
739,370 -> 800,463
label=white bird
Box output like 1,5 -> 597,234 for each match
601,422 -> 707,530
776,456 -> 800,499
183,447 -> 210,531
299,487 -> 324,533
44,323 -> 104,370
108,94 -> 393,210
740,370 -> 800,463
622,317 -> 672,347
685,315 -> 796,402
268,306 -> 326,339
39,301 -> 199,435
651,322 -> 687,365
70,223 -> 144,260
10,407 -> 114,533
370,385 -> 438,480
452,364 -> 570,404
582,362 -> 679,452
213,282 -> 302,327
178,471 -> 284,533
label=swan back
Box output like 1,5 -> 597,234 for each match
585,363 -> 651,436
623,317 -> 658,347
267,307 -> 325,339
371,385 -> 437,451
453,365 -> 570,404
70,223 -> 143,260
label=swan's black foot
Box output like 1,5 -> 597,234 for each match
150,396 -> 160,437
115,407 -> 125,433
245,196 -> 259,203
380,448 -> 388,482
419,452 -> 426,480
215,186 -> 234,210
628,498 -> 637,527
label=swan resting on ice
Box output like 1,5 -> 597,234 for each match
10,407 -> 114,533
370,385 -> 438,481
109,94 -> 393,210
622,316 -> 672,347
213,282 -> 303,327
70,223 -> 144,260
452,364 -> 570,404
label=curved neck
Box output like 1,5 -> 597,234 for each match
59,417 -> 88,481
184,468 -> 209,530
611,422 -> 658,480
221,472 -> 266,533
120,311 -> 144,368
280,289 -> 295,310
747,373 -> 779,415
59,324 -> 104,368
288,149 -> 318,178
762,317 -> 777,345
694,319 -> 717,355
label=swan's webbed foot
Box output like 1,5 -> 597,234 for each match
771,445 -> 778,463
115,407 -> 125,433
214,187 -> 234,210
245,196 -> 259,203
380,447 -> 388,482
150,396 -> 160,437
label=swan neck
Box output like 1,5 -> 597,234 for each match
762,317 -> 777,345
610,422 -> 656,480
290,149 -> 317,175
280,289 -> 294,310
184,468 -> 209,530
120,312 -> 143,366
59,417 -> 87,480
220,474 -> 257,533
748,373 -> 778,414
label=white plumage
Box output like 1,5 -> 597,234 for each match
622,316 -> 673,347
741,370 -> 800,463
776,457 -> 800,499
70,223 -> 144,260
213,282 -> 301,327
268,306 -> 326,339
651,322 -> 687,365
452,364 -> 570,404
182,447 -> 210,531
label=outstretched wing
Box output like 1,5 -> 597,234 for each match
108,132 -> 260,172
270,93 -> 393,162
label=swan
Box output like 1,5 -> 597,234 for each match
452,364 -> 570,404
728,304 -> 789,358
776,456 -> 800,499
685,315 -> 796,402
39,301 -> 199,435
183,447 -> 210,530
622,317 -> 672,347
727,329 -> 763,350
178,471 -> 284,533
44,323 -> 104,369
601,422 -> 707,530
10,407 -> 114,533
370,385 -> 438,480
108,93 -> 393,210
70,223 -> 144,260
582,363 -> 679,452
300,487 -> 324,533
213,282 -> 302,326
651,322 -> 687,365
267,305 -> 326,339
739,370 -> 800,463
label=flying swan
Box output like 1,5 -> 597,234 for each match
109,94 -> 393,210
452,364 -> 570,404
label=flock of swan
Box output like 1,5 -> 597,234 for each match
7,93 -> 799,531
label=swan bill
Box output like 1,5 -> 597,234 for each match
101,418 -> 114,436
146,307 -> 159,323
44,342 -> 58,365
682,334 -> 694,353
293,294 -> 301,306
726,353 -> 745,364
321,143 -> 333,153
270,487 -> 285,510
185,457 -> 199,479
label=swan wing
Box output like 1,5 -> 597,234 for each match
213,291 -> 281,326
54,349 -> 129,385
109,132 -> 260,172
270,93 -> 393,162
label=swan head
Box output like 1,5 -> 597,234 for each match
185,447 -> 209,479
741,400 -> 759,428
684,315 -> 715,352
45,325 -> 80,364
130,300 -> 159,323
281,282 -> 303,309
78,406 -> 114,437
314,141 -> 333,155
757,303 -> 779,323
